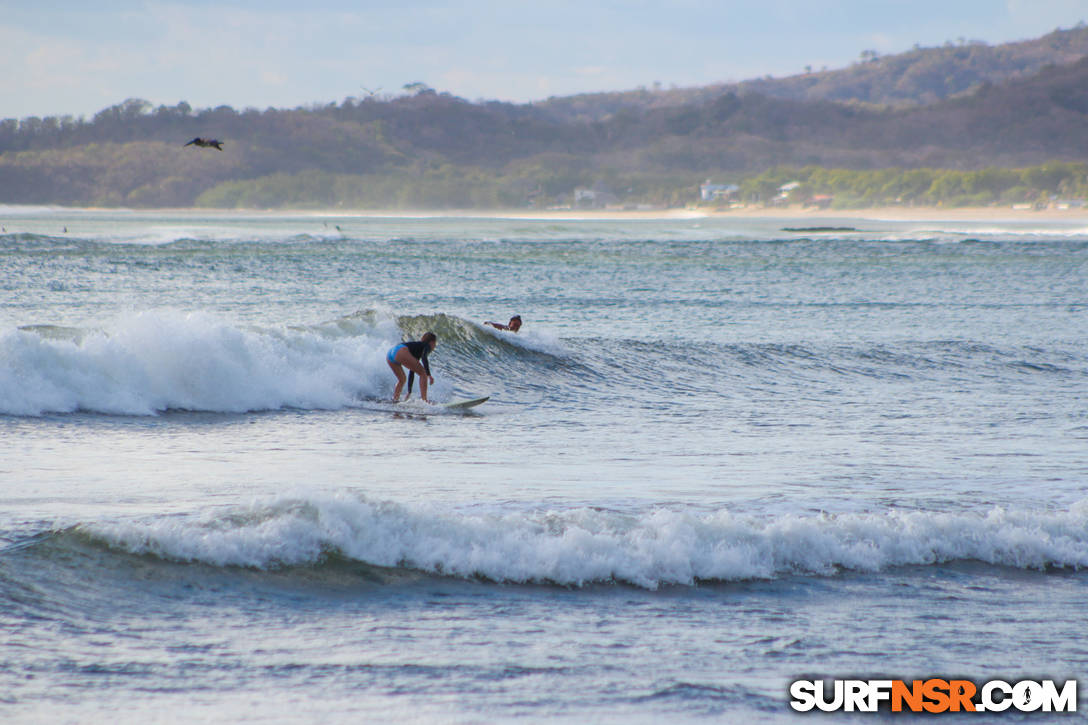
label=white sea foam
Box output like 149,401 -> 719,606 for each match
883,225 -> 1088,240
0,204 -> 68,215
478,322 -> 568,357
84,494 -> 1088,588
0,309 -> 395,415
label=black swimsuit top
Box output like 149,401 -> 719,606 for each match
402,340 -> 432,374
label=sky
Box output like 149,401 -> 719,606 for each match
3,0 -> 1087,120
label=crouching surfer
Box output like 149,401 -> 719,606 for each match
386,332 -> 437,403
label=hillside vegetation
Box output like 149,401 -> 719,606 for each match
735,163 -> 1088,208
2,26 -> 1088,210
540,24 -> 1088,120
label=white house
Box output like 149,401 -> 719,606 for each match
700,182 -> 740,202
774,181 -> 802,204
574,188 -> 620,208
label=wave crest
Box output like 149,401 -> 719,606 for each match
0,309 -> 390,415
77,495 -> 1088,589
0,308 -> 565,416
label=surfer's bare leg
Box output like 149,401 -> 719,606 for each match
393,348 -> 432,401
387,359 -> 406,401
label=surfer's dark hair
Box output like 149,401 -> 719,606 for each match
421,331 -> 437,344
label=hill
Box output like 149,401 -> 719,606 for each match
2,26 -> 1088,209
537,24 -> 1088,121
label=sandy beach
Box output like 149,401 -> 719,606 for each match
503,205 -> 1088,223
705,204 -> 1088,223
7,204 -> 1088,225
314,204 -> 1088,223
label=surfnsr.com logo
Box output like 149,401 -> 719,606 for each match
789,679 -> 1077,713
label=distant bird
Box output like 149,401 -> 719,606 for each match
183,137 -> 224,150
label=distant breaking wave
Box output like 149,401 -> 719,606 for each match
62,494 -> 1088,589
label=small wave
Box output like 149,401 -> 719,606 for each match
0,226 -> 349,249
0,204 -> 67,214
477,324 -> 568,357
394,312 -> 567,357
719,340 -> 1087,383
62,494 -> 1088,589
0,232 -> 93,252
589,338 -> 1087,396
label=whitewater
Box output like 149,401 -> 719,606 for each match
1,208 -> 1086,723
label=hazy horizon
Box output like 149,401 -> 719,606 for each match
4,0 -> 1086,120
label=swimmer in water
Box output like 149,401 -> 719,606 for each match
484,314 -> 522,332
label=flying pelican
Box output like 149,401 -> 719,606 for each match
183,137 -> 224,150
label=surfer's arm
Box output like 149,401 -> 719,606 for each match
406,351 -> 431,396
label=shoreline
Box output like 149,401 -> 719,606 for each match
706,204 -> 1088,223
4,204 -> 1088,223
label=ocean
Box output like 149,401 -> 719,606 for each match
1,208 -> 1086,722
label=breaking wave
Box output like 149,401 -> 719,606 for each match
2,304 -> 1083,417
48,494 -> 1088,589
0,308 -> 568,416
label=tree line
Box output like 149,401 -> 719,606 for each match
727,163 -> 1088,208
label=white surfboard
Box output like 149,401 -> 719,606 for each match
442,395 -> 490,410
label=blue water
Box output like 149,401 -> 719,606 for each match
1,208 -> 1086,722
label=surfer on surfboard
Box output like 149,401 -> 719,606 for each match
386,332 -> 437,403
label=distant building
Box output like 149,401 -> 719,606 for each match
574,188 -> 620,208
774,181 -> 802,205
700,182 -> 739,202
